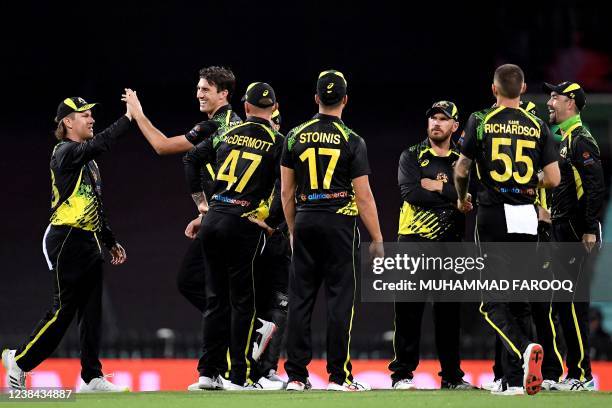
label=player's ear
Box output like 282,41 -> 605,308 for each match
62,116 -> 73,129
491,83 -> 497,97
342,95 -> 348,106
244,102 -> 250,116
315,94 -> 320,105
452,120 -> 459,132
521,82 -> 527,95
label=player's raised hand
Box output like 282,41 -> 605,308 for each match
122,88 -> 144,120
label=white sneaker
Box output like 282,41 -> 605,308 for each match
187,375 -> 223,391
327,380 -> 371,391
582,378 -> 596,391
550,378 -> 591,391
266,369 -> 285,384
492,386 -> 525,396
2,349 -> 26,390
286,380 -> 311,391
541,379 -> 558,391
257,376 -> 285,390
481,378 -> 502,392
522,343 -> 543,395
252,318 -> 277,361
220,378 -> 245,391
393,378 -> 416,390
79,376 -> 130,393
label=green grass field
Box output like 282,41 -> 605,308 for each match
3,390 -> 612,408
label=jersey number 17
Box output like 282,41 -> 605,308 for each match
299,147 -> 340,189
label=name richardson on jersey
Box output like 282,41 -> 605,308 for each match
484,120 -> 541,137
224,134 -> 274,151
299,131 -> 342,144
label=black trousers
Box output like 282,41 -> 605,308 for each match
550,219 -> 596,381
285,212 -> 358,385
198,210 -> 263,385
493,305 -> 564,383
177,220 -> 287,378
476,205 -> 537,387
254,227 -> 290,375
492,221 -> 566,382
177,237 -> 207,313
389,234 -> 464,384
176,236 -> 230,377
14,225 -> 104,383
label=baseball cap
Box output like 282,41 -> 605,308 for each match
271,109 -> 281,126
55,97 -> 97,122
520,100 -> 538,117
426,101 -> 458,121
317,70 -> 347,106
542,81 -> 586,110
241,82 -> 276,108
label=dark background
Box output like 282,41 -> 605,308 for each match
2,1 -> 611,360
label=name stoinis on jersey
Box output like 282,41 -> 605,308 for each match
281,114 -> 371,215
484,121 -> 541,137
224,134 -> 274,151
299,132 -> 342,144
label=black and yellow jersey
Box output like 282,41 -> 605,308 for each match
184,116 -> 283,218
550,115 -> 604,234
185,104 -> 243,146
398,138 -> 463,241
461,106 -> 558,206
536,187 -> 550,210
49,116 -> 130,248
280,113 -> 370,215
187,104 -> 243,197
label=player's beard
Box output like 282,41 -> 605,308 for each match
548,109 -> 558,125
427,129 -> 451,144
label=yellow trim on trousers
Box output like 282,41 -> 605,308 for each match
571,303 -> 586,381
244,232 -> 263,383
342,219 -> 358,384
479,302 -> 522,359
548,305 -> 565,380
15,228 -> 72,362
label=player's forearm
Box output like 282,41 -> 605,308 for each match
356,193 -> 383,242
579,162 -> 605,234
454,175 -> 469,201
281,190 -> 296,235
98,212 -> 117,250
183,150 -> 206,194
191,192 -> 208,211
539,162 -> 560,189
453,156 -> 471,201
401,184 -> 444,207
134,114 -> 185,155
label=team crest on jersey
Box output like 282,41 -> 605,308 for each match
560,146 -> 567,158
436,172 -> 448,183
420,159 -> 429,167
